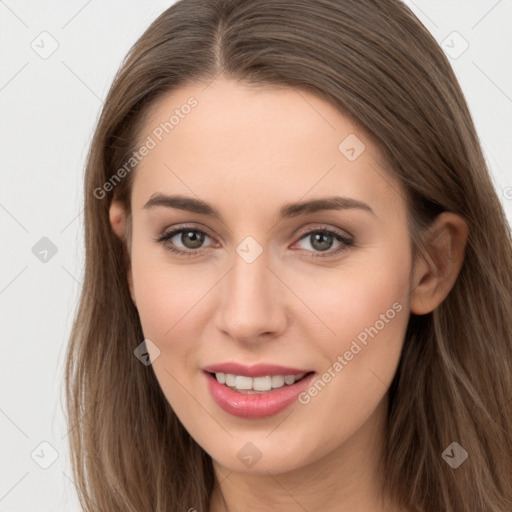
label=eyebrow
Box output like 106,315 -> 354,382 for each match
143,193 -> 376,219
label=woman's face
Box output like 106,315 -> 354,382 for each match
125,76 -> 413,474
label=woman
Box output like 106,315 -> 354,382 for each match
64,0 -> 512,511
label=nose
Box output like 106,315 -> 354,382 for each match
215,248 -> 287,343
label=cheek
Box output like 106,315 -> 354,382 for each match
293,240 -> 410,392
129,242 -> 223,399
129,247 -> 211,418
130,239 -> 206,338
295,240 -> 411,350
294,240 -> 411,426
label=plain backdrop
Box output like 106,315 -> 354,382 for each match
1,1 -> 511,510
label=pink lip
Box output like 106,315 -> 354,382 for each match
203,371 -> 317,419
201,362 -> 314,378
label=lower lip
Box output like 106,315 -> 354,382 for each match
203,371 -> 316,419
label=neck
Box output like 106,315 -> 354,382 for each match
209,395 -> 399,512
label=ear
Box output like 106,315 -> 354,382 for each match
410,212 -> 469,315
109,199 -> 136,305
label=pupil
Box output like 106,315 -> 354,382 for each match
182,231 -> 204,249
312,232 -> 332,251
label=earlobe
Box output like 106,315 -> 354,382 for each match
410,212 -> 469,315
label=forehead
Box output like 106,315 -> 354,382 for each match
130,77 -> 406,221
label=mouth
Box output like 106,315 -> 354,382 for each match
203,370 -> 317,419
205,370 -> 316,394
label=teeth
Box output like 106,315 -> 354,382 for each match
284,375 -> 296,385
271,375 -> 285,388
214,372 -> 307,391
236,375 -> 254,390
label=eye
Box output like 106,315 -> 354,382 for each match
154,226 -> 215,256
154,224 -> 355,259
293,227 -> 354,257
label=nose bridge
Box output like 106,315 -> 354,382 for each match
216,244 -> 285,341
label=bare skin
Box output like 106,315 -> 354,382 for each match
109,75 -> 468,512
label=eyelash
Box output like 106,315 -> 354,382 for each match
154,224 -> 355,259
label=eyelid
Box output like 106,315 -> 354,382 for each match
293,223 -> 354,241
155,222 -> 216,241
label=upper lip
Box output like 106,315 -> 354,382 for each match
202,362 -> 315,378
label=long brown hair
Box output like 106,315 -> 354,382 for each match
63,1 -> 512,510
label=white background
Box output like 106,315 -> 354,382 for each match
1,1 -> 511,510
